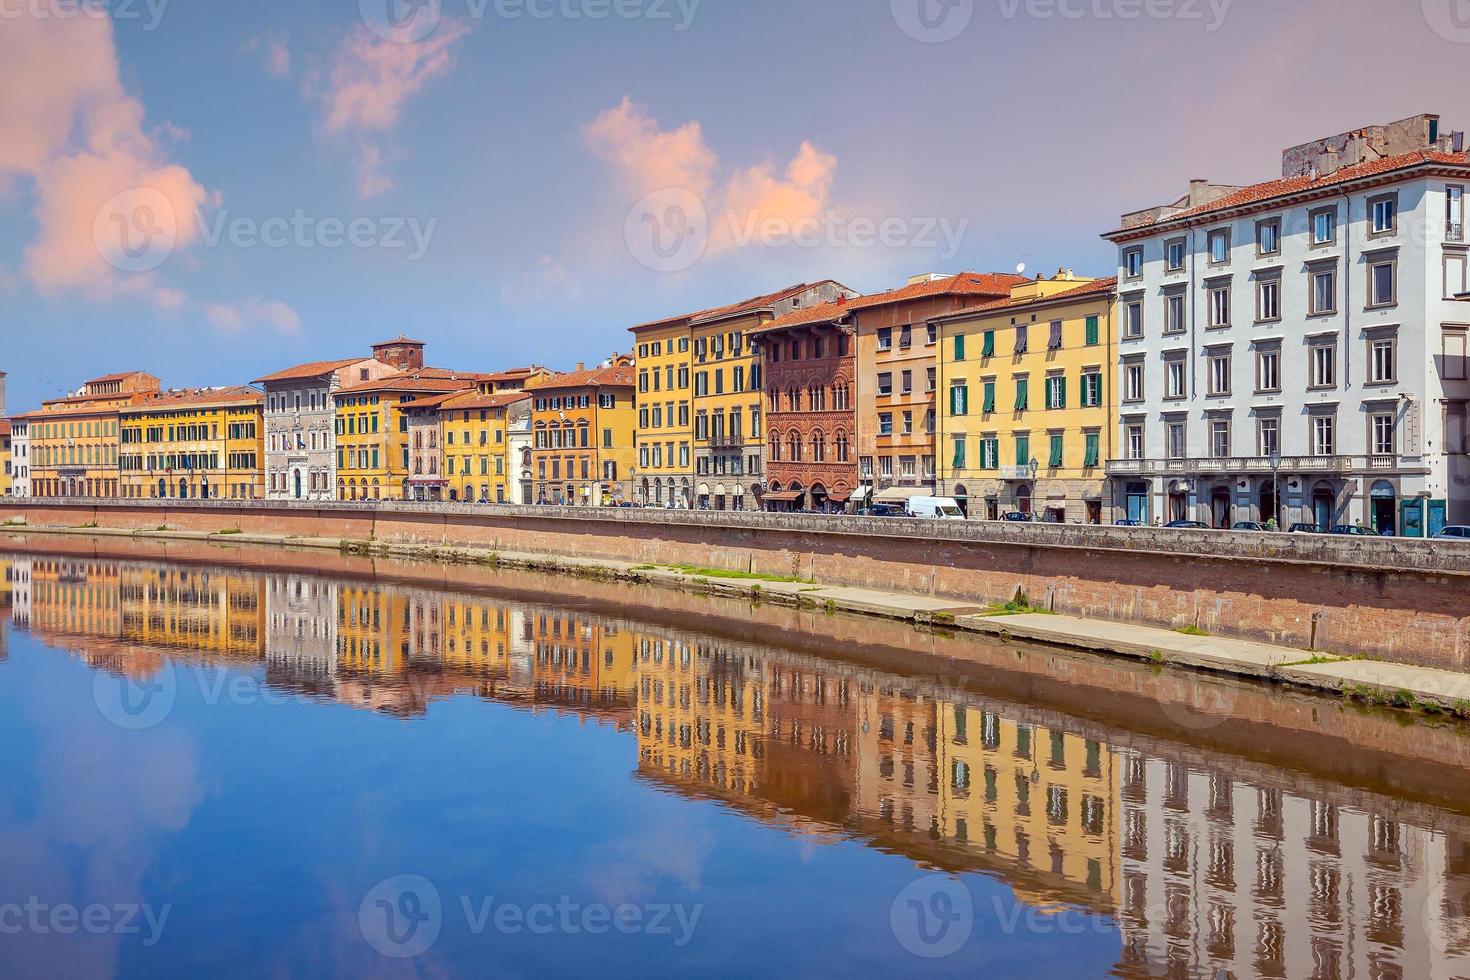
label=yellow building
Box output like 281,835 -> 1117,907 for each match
630,317 -> 694,507
333,372 -> 475,501
24,371 -> 161,498
0,420 -> 11,497
336,583 -> 411,677
935,273 -> 1116,523
118,565 -> 266,660
439,391 -> 529,503
118,386 -> 264,500
529,357 -> 636,506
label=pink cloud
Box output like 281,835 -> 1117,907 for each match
353,144 -> 394,198
583,97 -> 717,199
206,299 -> 302,336
245,32 -> 292,80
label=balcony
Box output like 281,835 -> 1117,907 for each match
1449,221 -> 1465,243
705,433 -> 746,450
1105,455 -> 1428,477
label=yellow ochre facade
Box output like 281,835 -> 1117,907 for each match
119,386 -> 265,500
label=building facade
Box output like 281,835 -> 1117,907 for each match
118,386 -> 264,499
936,273 -> 1116,522
1104,114 -> 1470,533
631,318 -> 694,507
0,421 -> 10,497
530,357 -> 635,506
7,418 -> 27,497
751,299 -> 859,511
334,371 -> 473,501
852,272 -> 1027,506
439,391 -> 529,504
256,341 -> 422,502
23,371 -> 160,498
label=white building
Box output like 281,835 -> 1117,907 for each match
8,418 -> 28,498
1105,114 -> 1470,534
255,339 -> 425,501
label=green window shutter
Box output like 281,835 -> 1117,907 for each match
952,439 -> 966,470
955,334 -> 966,361
1084,433 -> 1100,467
982,331 -> 995,358
1016,437 -> 1029,467
1049,435 -> 1063,468
949,385 -> 957,415
1059,377 -> 1067,409
982,382 -> 996,414
1085,315 -> 1099,346
1015,379 -> 1028,411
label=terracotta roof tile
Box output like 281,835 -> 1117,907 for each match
941,276 -> 1118,320
253,358 -> 364,384
752,297 -> 855,334
1110,150 -> 1470,236
126,386 -> 263,410
334,372 -> 481,395
630,281 -> 848,332
85,371 -> 147,385
441,390 -> 531,411
534,363 -> 635,391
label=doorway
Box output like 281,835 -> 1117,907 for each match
1369,481 -> 1396,535
1210,487 -> 1231,528
1085,500 -> 1101,525
1125,482 -> 1148,523
1311,483 -> 1335,529
1258,482 -> 1278,527
1168,491 -> 1188,522
1015,485 -> 1032,515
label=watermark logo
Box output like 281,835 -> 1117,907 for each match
625,187 -> 708,273
1424,0 -> 1470,43
1423,879 -> 1470,962
360,875 -> 443,959
360,0 -> 443,42
0,899 -> 171,946
891,0 -> 974,42
93,187 -> 177,274
93,664 -> 177,731
890,874 -> 973,958
0,0 -> 170,31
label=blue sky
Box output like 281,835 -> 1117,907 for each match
3,0 -> 1469,411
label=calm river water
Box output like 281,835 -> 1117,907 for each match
0,541 -> 1466,979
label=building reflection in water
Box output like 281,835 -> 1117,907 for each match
0,552 -> 1467,980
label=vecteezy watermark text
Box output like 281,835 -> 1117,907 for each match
358,0 -> 700,43
92,664 -> 295,730
0,0 -> 170,30
891,0 -> 1232,43
358,875 -> 703,959
0,898 -> 171,947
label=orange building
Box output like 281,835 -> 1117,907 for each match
23,371 -> 162,498
529,356 -> 636,506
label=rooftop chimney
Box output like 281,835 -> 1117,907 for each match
575,361 -> 585,372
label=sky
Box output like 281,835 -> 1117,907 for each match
3,0 -> 1470,412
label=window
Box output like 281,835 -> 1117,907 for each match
1257,277 -> 1280,322
1048,434 -> 1063,468
1124,247 -> 1143,279
1045,374 -> 1066,409
1371,412 -> 1397,455
1311,414 -> 1336,456
878,413 -> 893,436
1081,370 -> 1102,407
877,327 -> 892,351
1209,418 -> 1230,458
1014,377 -> 1029,411
899,325 -> 912,349
1048,320 -> 1063,350
1255,346 -> 1280,393
1015,434 -> 1030,467
1311,207 -> 1337,246
1444,329 -> 1468,381
1310,267 -> 1337,315
901,370 -> 913,394
1165,238 -> 1186,272
1256,218 -> 1280,256
1164,292 -> 1185,334
1257,416 -> 1279,458
954,334 -> 966,361
1368,335 -> 1396,384
1310,342 -> 1336,388
1370,194 -> 1398,237
1208,283 -> 1230,328
1166,420 -> 1186,459
949,380 -> 968,416
926,367 -> 936,393
1449,185 -> 1465,242
980,437 -> 999,469
1122,362 -> 1144,402
1207,228 -> 1230,265
1125,422 -> 1144,460
1164,358 -> 1186,399
1368,255 -> 1397,308
982,380 -> 996,414
951,436 -> 966,470
1015,323 -> 1029,353
1207,351 -> 1231,396
877,372 -> 893,396
1085,315 -> 1100,346
1083,432 -> 1100,468
1445,251 -> 1468,299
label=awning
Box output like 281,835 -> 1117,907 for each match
850,486 -> 871,502
827,492 -> 852,503
763,491 -> 803,502
874,487 -> 933,503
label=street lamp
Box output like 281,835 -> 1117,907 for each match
1268,451 -> 1282,529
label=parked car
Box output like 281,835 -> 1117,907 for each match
905,496 -> 966,520
1165,520 -> 1209,529
1115,519 -> 1142,527
1232,521 -> 1271,532
1288,523 -> 1326,534
1001,511 -> 1037,522
865,503 -> 907,518
1434,525 -> 1470,539
1331,524 -> 1375,536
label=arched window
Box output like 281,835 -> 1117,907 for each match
835,431 -> 850,463
788,431 -> 803,463
811,430 -> 826,463
769,432 -> 782,463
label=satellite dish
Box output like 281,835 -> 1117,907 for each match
1015,262 -> 1026,276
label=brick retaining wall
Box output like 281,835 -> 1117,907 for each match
3,497 -> 1468,670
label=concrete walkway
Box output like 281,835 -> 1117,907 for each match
7,522 -> 1470,716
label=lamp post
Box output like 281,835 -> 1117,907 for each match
1028,457 -> 1039,520
1269,451 -> 1282,529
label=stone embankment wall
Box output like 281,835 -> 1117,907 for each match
3,498 -> 1468,670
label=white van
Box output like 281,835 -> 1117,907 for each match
905,496 -> 966,520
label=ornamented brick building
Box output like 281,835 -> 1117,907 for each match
750,298 -> 859,511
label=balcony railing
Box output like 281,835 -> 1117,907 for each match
705,433 -> 746,450
1449,221 -> 1465,243
1105,454 -> 1426,477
